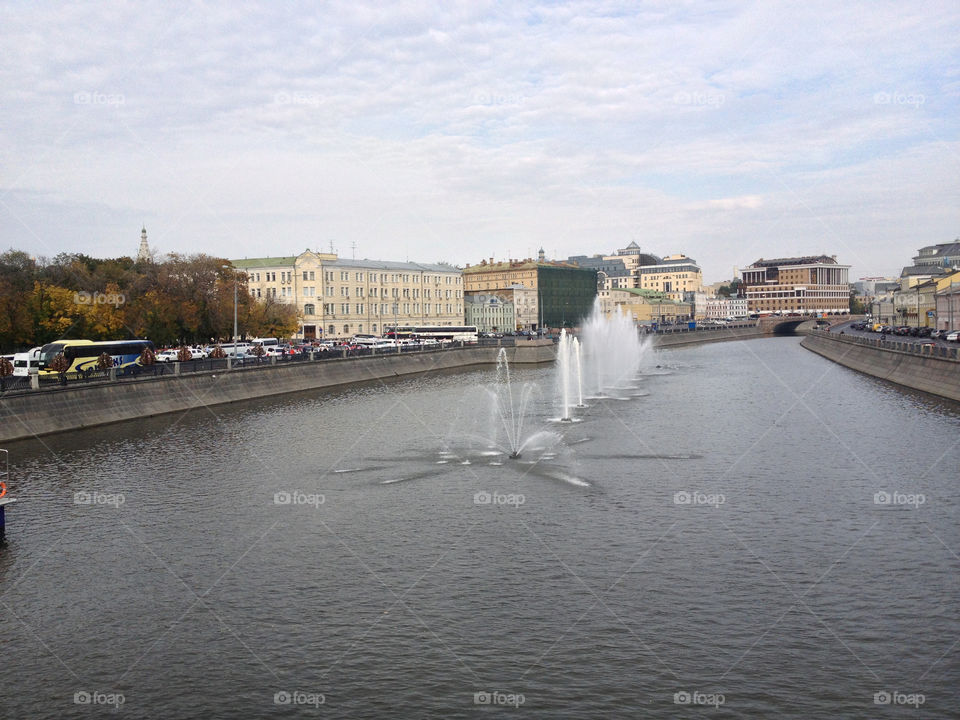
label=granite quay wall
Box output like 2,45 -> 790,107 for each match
0,342 -> 555,444
801,330 -> 960,402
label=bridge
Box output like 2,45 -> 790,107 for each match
757,315 -> 858,336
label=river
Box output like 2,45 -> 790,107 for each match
1,336 -> 958,718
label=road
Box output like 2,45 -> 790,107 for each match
826,320 -> 958,349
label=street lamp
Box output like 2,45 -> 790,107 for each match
222,265 -> 238,356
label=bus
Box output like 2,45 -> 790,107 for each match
37,340 -> 155,377
383,326 -> 479,343
249,337 -> 279,348
12,347 -> 42,377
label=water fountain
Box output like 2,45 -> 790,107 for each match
492,348 -> 535,456
579,298 -> 652,397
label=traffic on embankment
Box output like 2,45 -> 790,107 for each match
802,321 -> 960,403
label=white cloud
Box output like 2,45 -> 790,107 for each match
1,1 -> 958,282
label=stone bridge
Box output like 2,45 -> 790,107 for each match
757,315 -> 859,336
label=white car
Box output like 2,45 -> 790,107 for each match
945,331 -> 960,342
155,350 -> 180,362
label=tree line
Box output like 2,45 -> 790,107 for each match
0,250 -> 299,352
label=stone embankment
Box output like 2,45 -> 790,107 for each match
0,342 -> 555,444
801,331 -> 960,402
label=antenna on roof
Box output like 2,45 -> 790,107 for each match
351,241 -> 356,260
329,240 -> 334,254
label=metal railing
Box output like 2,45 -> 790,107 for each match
810,327 -> 960,361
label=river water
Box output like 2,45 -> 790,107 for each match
1,337 -> 958,718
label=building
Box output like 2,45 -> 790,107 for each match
597,288 -> 692,325
632,254 -> 703,301
464,293 -> 515,333
911,240 -> 960,272
566,254 -> 631,290
136,227 -> 151,262
463,256 -> 597,329
892,280 -> 937,328
740,255 -> 850,314
702,296 -> 749,320
934,270 -> 960,331
232,251 -> 463,340
853,277 -> 900,298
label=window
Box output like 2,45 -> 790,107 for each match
356,303 -> 363,314
340,271 -> 348,281
341,303 -> 350,314
326,286 -> 334,297
372,324 -> 377,333
328,325 -> 335,335
358,324 -> 363,332
356,272 -> 363,281
356,287 -> 363,297
304,303 -> 315,315
343,324 -> 349,333
303,271 -> 308,281
325,271 -> 333,281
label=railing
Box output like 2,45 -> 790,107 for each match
0,342 -> 491,397
809,328 -> 960,361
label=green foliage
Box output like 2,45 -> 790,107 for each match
0,249 -> 282,351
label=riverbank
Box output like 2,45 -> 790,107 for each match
801,331 -> 960,402
0,342 -> 555,444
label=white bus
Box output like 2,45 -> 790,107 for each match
249,337 -> 280,348
13,347 -> 41,377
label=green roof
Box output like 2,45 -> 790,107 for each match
230,257 -> 297,269
612,287 -> 682,304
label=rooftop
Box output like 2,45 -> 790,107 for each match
747,255 -> 840,268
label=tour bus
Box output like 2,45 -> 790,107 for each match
383,326 -> 479,343
12,347 -> 42,377
37,339 -> 155,377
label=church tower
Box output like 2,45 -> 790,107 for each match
137,226 -> 150,262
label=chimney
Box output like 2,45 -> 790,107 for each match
489,257 -> 494,265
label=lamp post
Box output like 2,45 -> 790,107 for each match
222,265 -> 238,356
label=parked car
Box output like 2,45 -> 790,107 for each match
945,331 -> 960,342
155,349 -> 179,363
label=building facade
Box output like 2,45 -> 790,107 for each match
597,288 -> 692,325
934,271 -> 960,331
632,254 -> 703,301
463,257 -> 597,329
464,293 -> 515,333
740,255 -> 850,314
232,251 -> 463,340
912,241 -> 960,272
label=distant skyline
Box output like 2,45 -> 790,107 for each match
2,1 -> 958,284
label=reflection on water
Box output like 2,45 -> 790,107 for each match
1,338 -> 959,718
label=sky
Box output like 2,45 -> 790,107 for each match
1,1 -> 958,284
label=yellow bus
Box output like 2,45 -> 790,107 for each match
37,340 -> 155,377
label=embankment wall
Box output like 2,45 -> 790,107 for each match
801,332 -> 960,402
0,343 -> 555,443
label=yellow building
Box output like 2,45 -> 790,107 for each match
631,254 -> 703,301
598,288 -> 692,324
232,251 -> 463,340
